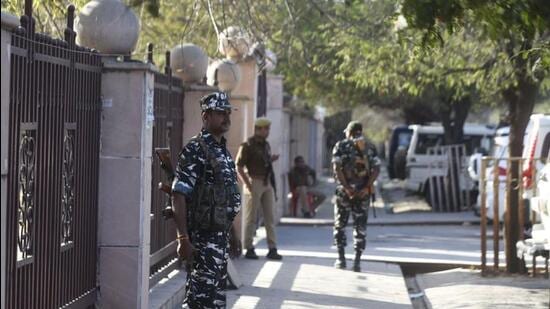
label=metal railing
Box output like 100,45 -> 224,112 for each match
479,157 -> 543,275
6,2 -> 102,308
426,144 -> 471,212
148,47 -> 185,283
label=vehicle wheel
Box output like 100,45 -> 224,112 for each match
393,148 -> 407,180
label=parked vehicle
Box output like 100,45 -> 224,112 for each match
469,126 -> 509,219
387,125 -> 413,179
530,157 -> 550,241
470,114 -> 550,220
405,123 -> 495,194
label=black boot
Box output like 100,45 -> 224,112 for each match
334,247 -> 346,269
245,248 -> 259,259
267,248 -> 283,260
353,250 -> 362,272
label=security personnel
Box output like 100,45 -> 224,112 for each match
236,117 -> 283,260
332,121 -> 380,272
171,92 -> 242,308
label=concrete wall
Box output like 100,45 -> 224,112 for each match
226,59 -> 257,157
288,109 -> 326,201
266,75 -> 288,220
98,61 -> 156,309
1,12 -> 19,309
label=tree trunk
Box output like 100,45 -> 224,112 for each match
503,68 -> 538,274
440,97 -> 471,146
439,96 -> 472,211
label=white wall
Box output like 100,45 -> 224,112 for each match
266,74 -> 288,219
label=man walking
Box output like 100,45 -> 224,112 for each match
171,92 -> 242,308
288,155 -> 326,217
332,121 -> 380,272
236,117 -> 283,260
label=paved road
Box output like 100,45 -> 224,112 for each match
226,172 -> 549,309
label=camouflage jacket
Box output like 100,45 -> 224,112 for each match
172,128 -> 241,228
332,138 -> 381,194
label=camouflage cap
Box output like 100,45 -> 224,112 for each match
200,91 -> 232,112
343,120 -> 363,133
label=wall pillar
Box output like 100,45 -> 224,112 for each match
97,61 -> 155,309
266,74 -> 287,220
0,12 -> 19,309
224,59 -> 258,242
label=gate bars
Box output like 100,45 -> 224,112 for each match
6,3 -> 102,309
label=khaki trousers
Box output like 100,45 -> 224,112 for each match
244,178 -> 277,249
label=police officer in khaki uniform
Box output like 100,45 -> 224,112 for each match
236,117 -> 283,260
332,121 -> 380,272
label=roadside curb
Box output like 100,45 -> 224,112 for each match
279,218 -> 481,226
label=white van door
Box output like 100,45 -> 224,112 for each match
406,131 -> 446,192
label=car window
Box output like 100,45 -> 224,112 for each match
541,133 -> 550,163
463,135 -> 488,155
397,132 -> 412,148
415,133 -> 443,154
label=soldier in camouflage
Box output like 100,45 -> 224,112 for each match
171,92 -> 242,308
332,121 -> 380,272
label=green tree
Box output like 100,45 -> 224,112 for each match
402,0 -> 550,273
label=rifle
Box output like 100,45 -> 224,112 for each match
267,163 -> 277,201
370,184 -> 377,218
155,148 -> 175,220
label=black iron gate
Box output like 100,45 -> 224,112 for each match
5,4 -> 102,309
148,49 -> 185,284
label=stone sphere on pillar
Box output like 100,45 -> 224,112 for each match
75,0 -> 140,54
206,59 -> 242,92
264,49 -> 277,72
170,44 -> 208,83
218,26 -> 251,60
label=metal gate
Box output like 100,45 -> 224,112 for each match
148,49 -> 185,285
425,144 -> 471,212
6,5 -> 102,309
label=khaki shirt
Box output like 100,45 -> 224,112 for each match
235,136 -> 271,177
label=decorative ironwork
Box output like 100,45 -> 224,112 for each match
61,127 -> 75,245
17,129 -> 35,261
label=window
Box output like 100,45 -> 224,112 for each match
415,134 -> 443,154
541,133 -> 550,163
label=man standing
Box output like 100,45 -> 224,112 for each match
171,92 -> 242,308
236,117 -> 283,260
332,121 -> 380,272
288,156 -> 326,217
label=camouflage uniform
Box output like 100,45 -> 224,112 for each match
173,126 -> 240,307
332,139 -> 381,251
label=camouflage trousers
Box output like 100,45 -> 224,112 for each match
333,194 -> 370,251
182,231 -> 228,309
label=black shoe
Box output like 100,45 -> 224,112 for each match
335,247 -> 346,269
352,261 -> 361,272
266,248 -> 283,260
245,248 -> 259,259
334,258 -> 346,269
352,250 -> 362,272
303,212 -> 311,218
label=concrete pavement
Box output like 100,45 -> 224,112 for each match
153,169 -> 549,308
226,172 -> 549,309
227,255 -> 411,308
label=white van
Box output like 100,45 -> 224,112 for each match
405,124 -> 495,193
471,114 -> 550,220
